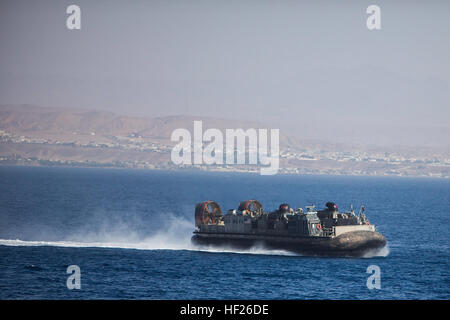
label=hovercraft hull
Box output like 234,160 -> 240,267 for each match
191,230 -> 387,257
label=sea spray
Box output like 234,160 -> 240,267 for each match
0,213 -> 300,256
362,245 -> 390,258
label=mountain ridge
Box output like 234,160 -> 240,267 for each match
0,104 -> 448,178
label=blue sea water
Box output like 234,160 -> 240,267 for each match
0,166 -> 448,299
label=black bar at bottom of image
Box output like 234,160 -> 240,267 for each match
0,300 -> 447,318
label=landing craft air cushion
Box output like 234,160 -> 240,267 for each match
191,200 -> 387,256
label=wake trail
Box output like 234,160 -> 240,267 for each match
0,238 -> 299,257
0,238 -> 390,258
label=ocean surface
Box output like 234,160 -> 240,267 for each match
0,166 -> 448,299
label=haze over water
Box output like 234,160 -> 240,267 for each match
1,0 -> 449,147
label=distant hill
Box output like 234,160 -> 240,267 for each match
0,104 -> 448,178
0,104 -> 387,152
1,104 -> 447,154
0,104 -> 295,146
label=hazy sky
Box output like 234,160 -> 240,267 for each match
1,0 -> 449,147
